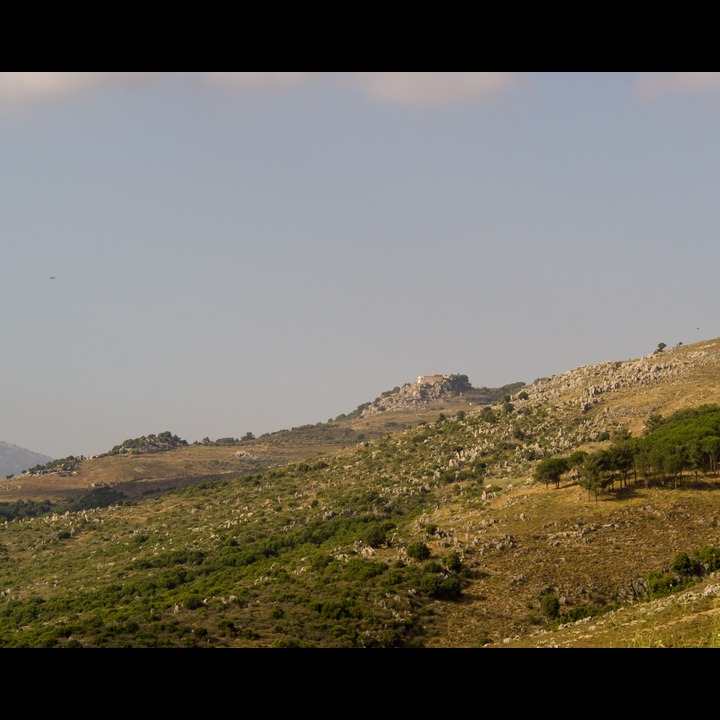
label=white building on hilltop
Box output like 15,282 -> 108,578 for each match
417,374 -> 448,385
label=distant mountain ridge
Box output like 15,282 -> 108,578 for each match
0,441 -> 52,477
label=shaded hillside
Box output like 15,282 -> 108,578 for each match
0,340 -> 720,646
0,441 -> 52,479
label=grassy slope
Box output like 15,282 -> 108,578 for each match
0,341 -> 720,646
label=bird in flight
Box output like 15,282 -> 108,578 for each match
49,276 -> 55,280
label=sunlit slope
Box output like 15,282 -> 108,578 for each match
0,339 -> 719,646
0,381 -> 518,503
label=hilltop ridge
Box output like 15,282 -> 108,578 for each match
518,337 -> 720,441
356,374 -> 525,418
6,339 -> 720,502
0,375 -> 521,502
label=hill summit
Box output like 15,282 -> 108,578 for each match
357,373 -> 525,418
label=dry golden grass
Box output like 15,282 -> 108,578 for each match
418,478 -> 720,647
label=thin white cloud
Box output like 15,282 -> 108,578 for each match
352,72 -> 517,106
0,72 -> 157,107
0,71 -> 517,110
636,72 -> 720,99
200,72 -> 315,90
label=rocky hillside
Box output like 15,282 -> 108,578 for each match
359,374 -> 525,418
525,339 -> 720,426
507,338 -> 720,454
1,338 -> 720,647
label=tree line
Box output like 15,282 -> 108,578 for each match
535,404 -> 720,499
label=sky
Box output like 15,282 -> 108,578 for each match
2,72 -> 720,459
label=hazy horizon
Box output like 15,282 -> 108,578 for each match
3,72 -> 719,458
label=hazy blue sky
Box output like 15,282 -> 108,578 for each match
2,72 -> 719,458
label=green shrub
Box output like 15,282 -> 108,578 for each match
540,593 -> 560,619
419,574 -> 462,600
694,545 -> 720,573
309,553 -> 333,571
363,522 -> 393,548
319,601 -> 354,620
671,552 -> 702,578
379,628 -> 404,648
406,542 -> 431,561
444,551 -> 463,573
419,574 -> 442,596
0,500 -> 54,523
646,570 -> 679,598
217,619 -> 236,635
344,559 -> 388,581
439,575 -> 462,600
559,605 -> 599,623
66,487 -> 128,511
183,595 -> 204,610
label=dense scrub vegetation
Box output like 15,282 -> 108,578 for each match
194,433 -> 256,446
0,499 -> 54,521
105,431 -> 188,456
0,461 -> 473,647
25,455 -> 84,474
643,545 -> 720,600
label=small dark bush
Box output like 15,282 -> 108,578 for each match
646,571 -> 680,598
407,542 -> 431,561
695,545 -> 720,573
363,523 -> 389,548
672,552 -> 702,578
184,595 -> 204,610
444,552 -> 463,573
420,574 -> 462,600
540,593 -> 560,619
